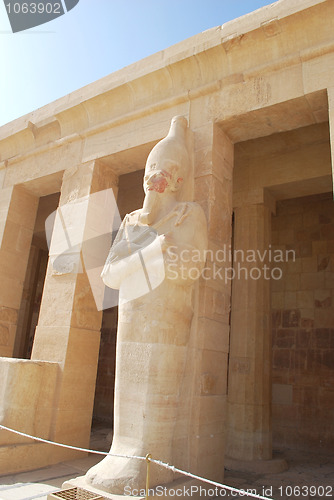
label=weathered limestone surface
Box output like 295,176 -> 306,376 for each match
0,359 -> 58,445
272,193 -> 334,454
0,186 -> 38,357
84,117 -> 209,494
227,197 -> 273,462
190,117 -> 234,482
0,358 -> 59,474
0,0 -> 332,480
0,161 -> 119,475
30,161 -> 118,455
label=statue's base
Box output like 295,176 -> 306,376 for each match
57,475 -> 222,499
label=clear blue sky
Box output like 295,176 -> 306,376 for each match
0,0 -> 275,127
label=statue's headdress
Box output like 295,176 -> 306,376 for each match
145,116 -> 194,202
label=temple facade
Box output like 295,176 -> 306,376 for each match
0,0 -> 333,479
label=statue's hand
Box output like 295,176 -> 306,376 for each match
160,233 -> 174,253
110,240 -> 142,260
109,224 -> 158,262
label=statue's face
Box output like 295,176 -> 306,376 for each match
143,159 -> 183,195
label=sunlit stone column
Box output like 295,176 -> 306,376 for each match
226,192 -> 274,463
190,118 -> 234,482
0,185 -> 38,357
31,160 -> 118,456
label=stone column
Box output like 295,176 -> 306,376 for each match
189,119 -> 234,482
31,160 -> 118,456
0,185 -> 38,357
226,191 -> 276,465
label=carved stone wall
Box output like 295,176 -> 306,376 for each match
272,193 -> 334,453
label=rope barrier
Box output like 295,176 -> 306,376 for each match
0,424 -> 273,500
0,424 -> 145,461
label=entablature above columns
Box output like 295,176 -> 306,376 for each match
232,120 -> 332,204
0,0 -> 333,173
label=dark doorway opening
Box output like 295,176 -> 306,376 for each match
14,193 -> 60,359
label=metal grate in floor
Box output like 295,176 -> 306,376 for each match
48,487 -> 106,500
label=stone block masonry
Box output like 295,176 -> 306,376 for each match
271,193 -> 334,453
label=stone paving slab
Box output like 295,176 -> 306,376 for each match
0,464 -> 80,485
0,456 -> 101,500
0,448 -> 333,500
224,449 -> 334,500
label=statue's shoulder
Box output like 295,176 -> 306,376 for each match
173,201 -> 206,228
124,209 -> 142,225
175,201 -> 206,218
128,208 -> 142,216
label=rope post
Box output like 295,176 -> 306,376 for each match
145,453 -> 152,500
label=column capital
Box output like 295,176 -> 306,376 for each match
233,187 -> 276,214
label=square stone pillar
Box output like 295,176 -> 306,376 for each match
226,191 -> 275,463
190,120 -> 234,482
0,185 -> 38,357
31,160 -> 118,457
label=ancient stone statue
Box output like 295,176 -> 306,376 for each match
85,116 -> 208,494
